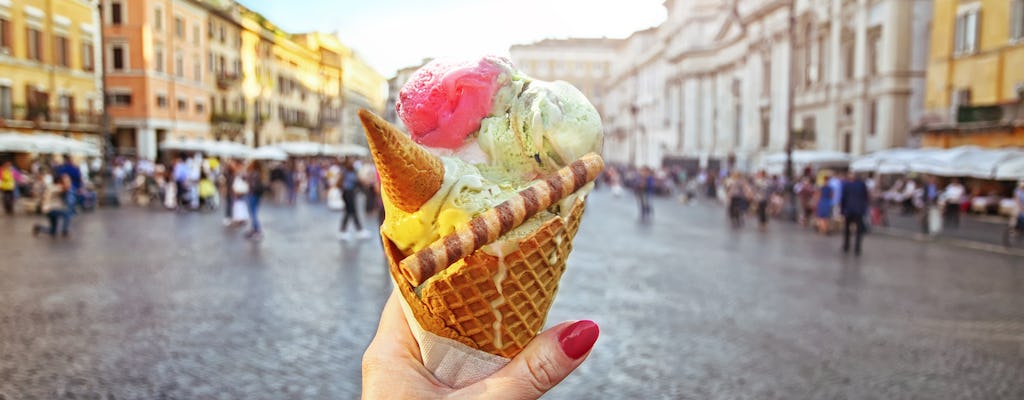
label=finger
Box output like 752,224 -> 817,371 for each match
456,320 -> 600,400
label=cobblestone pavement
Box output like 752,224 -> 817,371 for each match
2,190 -> 1023,399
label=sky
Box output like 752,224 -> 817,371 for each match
242,0 -> 667,78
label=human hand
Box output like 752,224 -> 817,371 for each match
362,290 -> 599,399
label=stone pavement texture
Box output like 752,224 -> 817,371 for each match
1,190 -> 1023,399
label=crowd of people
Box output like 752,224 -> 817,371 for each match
0,152 -> 384,243
598,162 -> 1024,252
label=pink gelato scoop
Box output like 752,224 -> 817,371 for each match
397,57 -> 509,149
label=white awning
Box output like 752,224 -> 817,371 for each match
0,132 -> 101,156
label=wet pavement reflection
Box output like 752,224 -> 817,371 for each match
1,189 -> 1023,399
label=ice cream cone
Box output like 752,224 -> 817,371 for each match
359,109 -> 444,213
383,196 -> 588,358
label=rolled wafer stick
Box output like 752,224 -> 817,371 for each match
398,152 -> 605,287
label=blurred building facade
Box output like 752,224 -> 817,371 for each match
102,0 -> 212,160
96,0 -> 383,160
921,0 -> 1024,148
509,38 -> 622,126
596,0 -> 933,172
0,0 -> 103,145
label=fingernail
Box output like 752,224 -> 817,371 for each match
558,320 -> 599,360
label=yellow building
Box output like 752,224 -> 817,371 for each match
0,0 -> 103,146
923,0 -> 1024,148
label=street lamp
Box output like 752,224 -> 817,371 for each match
783,0 -> 798,221
629,103 -> 639,167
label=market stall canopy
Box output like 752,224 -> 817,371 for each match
273,141 -> 368,157
249,146 -> 288,161
205,141 -> 252,158
995,156 -> 1024,181
760,150 -> 851,175
907,146 -> 1024,179
0,132 -> 101,156
159,138 -> 209,153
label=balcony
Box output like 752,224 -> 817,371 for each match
955,101 -> 1024,127
210,112 -> 246,125
0,104 -> 102,133
216,72 -> 241,90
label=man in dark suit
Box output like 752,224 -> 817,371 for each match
840,172 -> 870,255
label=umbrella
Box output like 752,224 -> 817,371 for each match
273,141 -> 323,156
249,146 -> 288,161
323,143 -> 369,157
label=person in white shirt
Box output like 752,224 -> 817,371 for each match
942,179 -> 965,228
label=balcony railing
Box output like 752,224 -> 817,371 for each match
0,104 -> 101,132
210,112 -> 246,125
216,72 -> 241,90
956,101 -> 1024,126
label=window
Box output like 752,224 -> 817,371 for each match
952,88 -> 972,120
154,7 -> 163,31
154,48 -> 164,72
801,116 -> 816,143
762,59 -> 771,96
82,42 -> 94,71
869,100 -> 878,136
843,39 -> 855,79
156,94 -> 167,108
54,36 -> 69,67
111,45 -> 125,70
195,101 -> 205,113
843,132 -> 852,153
108,92 -> 131,106
175,16 -> 183,38
192,24 -> 200,45
27,28 -> 42,61
194,60 -> 201,82
868,27 -> 882,75
0,18 -> 11,54
760,114 -> 770,148
0,85 -> 11,119
177,98 -> 187,111
219,26 -> 226,43
175,53 -> 183,77
954,9 -> 980,55
1013,0 -> 1024,41
110,2 -> 123,25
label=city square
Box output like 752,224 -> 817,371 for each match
2,0 -> 1024,398
2,191 -> 1023,399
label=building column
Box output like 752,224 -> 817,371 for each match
137,127 -> 157,161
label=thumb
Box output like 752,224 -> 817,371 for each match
458,320 -> 600,400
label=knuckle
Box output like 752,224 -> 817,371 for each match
523,353 -> 562,393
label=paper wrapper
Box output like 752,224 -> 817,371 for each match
383,196 -> 588,388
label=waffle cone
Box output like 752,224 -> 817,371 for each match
359,109 -> 444,213
383,197 -> 588,358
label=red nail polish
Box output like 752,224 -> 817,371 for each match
558,320 -> 599,360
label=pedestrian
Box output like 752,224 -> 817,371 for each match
339,159 -> 369,240
244,162 -> 267,240
53,155 -> 83,212
941,179 -> 965,229
222,160 -> 236,225
242,162 -> 268,241
1,160 -> 25,215
726,173 -> 750,228
307,160 -> 322,202
815,175 -> 834,235
795,176 -> 815,226
753,171 -> 772,231
840,172 -> 870,255
171,153 -> 190,209
635,167 -> 654,222
32,174 -> 73,238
